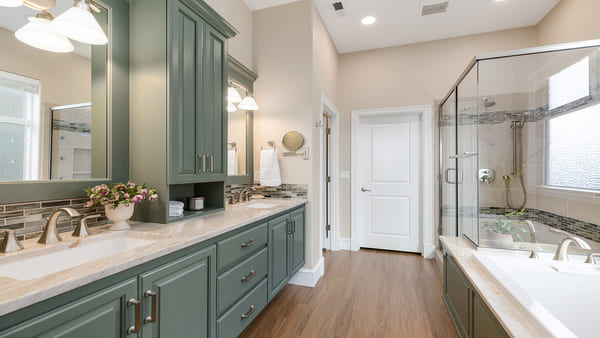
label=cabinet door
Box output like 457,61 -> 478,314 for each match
268,214 -> 290,301
472,293 -> 509,338
0,278 -> 138,338
202,24 -> 227,180
140,245 -> 216,338
290,208 -> 305,274
444,255 -> 471,338
169,0 -> 205,184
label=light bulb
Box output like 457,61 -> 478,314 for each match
53,1 -> 108,45
15,14 -> 74,53
0,0 -> 23,7
228,87 -> 242,103
238,97 -> 259,111
227,102 -> 237,113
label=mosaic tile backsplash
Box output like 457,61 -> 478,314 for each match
0,198 -> 108,241
226,183 -> 308,201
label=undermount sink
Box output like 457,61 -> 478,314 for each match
0,232 -> 157,281
243,200 -> 281,209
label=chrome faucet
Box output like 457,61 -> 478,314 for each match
553,235 -> 591,261
38,208 -> 80,244
238,187 -> 256,203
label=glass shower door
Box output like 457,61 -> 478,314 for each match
440,91 -> 457,237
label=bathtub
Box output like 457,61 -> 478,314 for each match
475,251 -> 600,338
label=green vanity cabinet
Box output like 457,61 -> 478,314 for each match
268,208 -> 306,301
443,254 -> 509,338
169,0 -> 228,184
140,245 -> 216,338
0,278 -> 139,338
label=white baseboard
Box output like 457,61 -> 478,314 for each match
339,238 -> 351,250
288,256 -> 325,287
422,243 -> 435,259
350,238 -> 360,251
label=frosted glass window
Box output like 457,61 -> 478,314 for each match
548,57 -> 590,110
546,104 -> 600,191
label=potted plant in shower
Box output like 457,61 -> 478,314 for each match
85,182 -> 159,231
481,209 -> 532,248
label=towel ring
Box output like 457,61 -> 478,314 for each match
261,141 -> 276,151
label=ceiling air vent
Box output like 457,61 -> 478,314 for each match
331,1 -> 345,17
421,1 -> 449,16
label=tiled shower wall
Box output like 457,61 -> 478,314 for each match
0,198 -> 108,241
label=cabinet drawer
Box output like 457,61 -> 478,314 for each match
217,279 -> 267,338
217,248 -> 267,314
217,222 -> 267,271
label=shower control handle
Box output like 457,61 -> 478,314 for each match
449,151 -> 477,159
361,187 -> 372,192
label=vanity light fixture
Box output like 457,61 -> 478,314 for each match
0,0 -> 23,7
15,12 -> 74,53
228,86 -> 242,103
237,96 -> 259,111
53,0 -> 108,45
227,102 -> 237,113
361,16 -> 376,25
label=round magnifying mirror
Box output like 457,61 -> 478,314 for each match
282,131 -> 304,151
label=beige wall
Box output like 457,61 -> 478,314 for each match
536,0 -> 600,46
205,0 -> 253,69
336,27 -> 538,239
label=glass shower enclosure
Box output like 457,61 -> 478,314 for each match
440,40 -> 600,254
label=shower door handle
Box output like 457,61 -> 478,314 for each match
449,151 -> 477,159
445,168 -> 463,184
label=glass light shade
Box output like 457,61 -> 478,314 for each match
53,4 -> 108,45
15,16 -> 74,53
227,102 -> 237,113
0,0 -> 23,7
228,87 -> 242,103
237,96 -> 259,110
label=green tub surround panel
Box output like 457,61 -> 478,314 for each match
130,0 -> 236,223
226,56 -> 257,185
0,0 -> 130,204
0,203 -> 305,338
443,253 -> 509,338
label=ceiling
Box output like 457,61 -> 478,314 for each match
0,0 -> 92,58
314,0 -> 560,54
243,0 -> 301,11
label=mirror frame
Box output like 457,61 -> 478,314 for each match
226,55 -> 257,185
0,0 -> 130,204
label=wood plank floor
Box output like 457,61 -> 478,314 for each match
240,249 -> 458,338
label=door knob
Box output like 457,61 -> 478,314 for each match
361,187 -> 372,192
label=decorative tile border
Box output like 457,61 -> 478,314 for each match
0,198 -> 108,241
226,183 -> 308,201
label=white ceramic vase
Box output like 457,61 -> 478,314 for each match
105,204 -> 134,231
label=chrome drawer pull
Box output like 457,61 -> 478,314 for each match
144,290 -> 158,324
241,270 -> 256,283
241,305 -> 256,320
199,154 -> 206,173
207,155 -> 214,173
287,220 -> 293,235
241,238 -> 256,248
127,298 -> 141,335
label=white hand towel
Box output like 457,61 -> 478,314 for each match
228,149 -> 238,175
260,149 -> 281,187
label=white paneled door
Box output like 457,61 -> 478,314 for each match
356,113 -> 421,252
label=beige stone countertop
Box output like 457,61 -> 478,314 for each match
440,236 -> 552,338
0,199 -> 306,317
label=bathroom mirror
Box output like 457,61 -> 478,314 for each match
0,0 -> 130,203
226,56 -> 256,184
282,131 -> 304,151
0,0 -> 108,182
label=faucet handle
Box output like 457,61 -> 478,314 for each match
73,214 -> 101,237
584,253 -> 600,264
1,230 -> 24,253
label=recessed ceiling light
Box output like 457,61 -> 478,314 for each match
361,16 -> 376,25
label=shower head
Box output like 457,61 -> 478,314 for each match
483,97 -> 496,108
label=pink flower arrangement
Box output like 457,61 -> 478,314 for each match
85,182 -> 159,209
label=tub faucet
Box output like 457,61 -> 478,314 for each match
553,235 -> 591,261
38,208 -> 81,244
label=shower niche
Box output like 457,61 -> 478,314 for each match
440,40 -> 600,254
